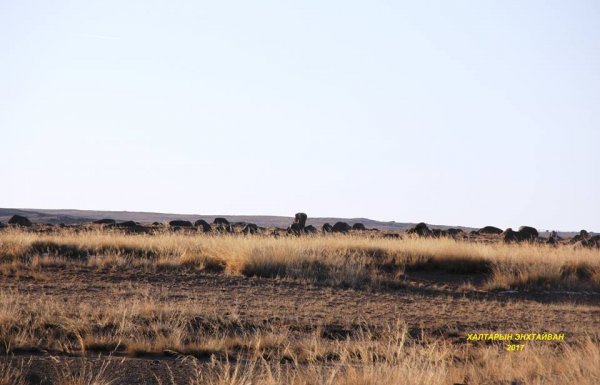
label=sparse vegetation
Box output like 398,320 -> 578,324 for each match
1,228 -> 599,291
0,359 -> 28,385
1,333 -> 599,385
1,228 -> 599,383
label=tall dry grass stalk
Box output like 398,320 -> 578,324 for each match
0,359 -> 29,385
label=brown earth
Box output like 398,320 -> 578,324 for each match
1,265 -> 599,384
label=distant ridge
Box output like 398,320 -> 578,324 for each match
0,208 -> 474,232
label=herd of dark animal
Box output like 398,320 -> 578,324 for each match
408,223 -> 541,242
1,213 -> 598,248
286,213 -> 364,235
408,222 -> 600,248
0,213 -> 367,236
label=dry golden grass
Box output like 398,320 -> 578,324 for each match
2,336 -> 599,385
1,228 -> 599,384
0,358 -> 114,385
0,359 -> 29,385
190,338 -> 600,385
53,359 -> 114,385
1,228 -> 599,291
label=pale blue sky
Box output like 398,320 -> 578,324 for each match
1,1 -> 599,231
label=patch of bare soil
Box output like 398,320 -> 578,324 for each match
1,266 -> 599,384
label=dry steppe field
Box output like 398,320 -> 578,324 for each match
0,225 -> 599,385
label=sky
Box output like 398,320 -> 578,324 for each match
1,1 -> 599,231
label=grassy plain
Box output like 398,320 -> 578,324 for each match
0,228 -> 599,384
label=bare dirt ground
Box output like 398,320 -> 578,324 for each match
2,265 -> 599,384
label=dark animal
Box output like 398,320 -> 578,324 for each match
447,228 -> 463,235
503,226 -> 539,243
8,215 -> 32,227
93,218 -> 116,225
287,223 -> 303,235
322,223 -> 333,233
352,223 -> 366,231
503,228 -> 518,242
304,225 -> 317,234
215,224 -> 233,233
294,213 -> 308,229
578,235 -> 600,249
477,226 -> 503,235
287,212 -> 308,235
169,220 -> 193,228
195,219 -> 211,232
213,217 -> 230,226
117,221 -> 138,228
332,222 -> 351,233
242,223 -> 258,235
115,221 -> 149,233
571,230 -> 590,243
432,229 -> 444,237
407,222 -> 431,237
518,226 -> 538,240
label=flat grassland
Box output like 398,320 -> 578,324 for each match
0,229 -> 599,384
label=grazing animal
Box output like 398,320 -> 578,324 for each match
503,228 -> 518,243
517,226 -> 539,240
195,220 -> 212,232
215,224 -> 233,233
213,217 -> 230,226
8,215 -> 32,227
332,222 -> 351,233
447,228 -> 463,235
571,230 -> 590,243
169,220 -> 193,228
118,221 -> 138,228
503,226 -> 539,242
115,221 -> 149,233
304,225 -> 317,234
431,229 -> 444,237
322,223 -> 333,233
93,218 -> 116,225
242,223 -> 258,235
407,222 -> 431,237
352,223 -> 366,231
477,226 -> 503,235
287,223 -> 303,235
577,235 -> 600,249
